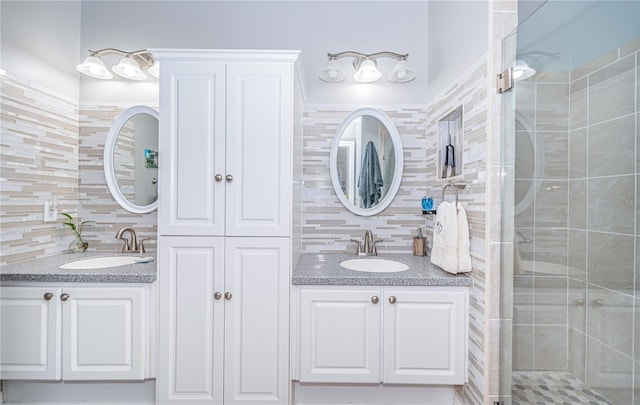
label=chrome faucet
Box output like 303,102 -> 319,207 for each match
115,227 -> 149,253
350,229 -> 382,256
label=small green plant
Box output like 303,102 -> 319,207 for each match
62,213 -> 95,251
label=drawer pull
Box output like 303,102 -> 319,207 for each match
43,292 -> 54,301
371,296 -> 379,304
389,296 -> 397,304
60,293 -> 71,301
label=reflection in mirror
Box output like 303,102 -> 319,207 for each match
104,106 -> 159,214
330,108 -> 403,216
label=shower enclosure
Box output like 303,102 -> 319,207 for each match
501,1 -> 639,404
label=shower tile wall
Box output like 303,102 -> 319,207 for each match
513,37 -> 639,404
301,105 -> 428,253
79,102 -> 158,252
0,74 -> 79,265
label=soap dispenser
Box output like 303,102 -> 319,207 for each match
413,227 -> 426,256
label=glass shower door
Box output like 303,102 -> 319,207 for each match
501,1 -> 640,404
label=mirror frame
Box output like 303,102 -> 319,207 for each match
329,107 -> 404,216
104,105 -> 159,214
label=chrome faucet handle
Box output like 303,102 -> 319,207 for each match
138,237 -> 151,253
349,239 -> 362,255
371,239 -> 383,256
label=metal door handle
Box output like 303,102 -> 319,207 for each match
60,293 -> 70,301
43,292 -> 54,301
215,174 -> 223,182
224,292 -> 232,300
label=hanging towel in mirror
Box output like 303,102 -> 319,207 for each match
357,141 -> 384,208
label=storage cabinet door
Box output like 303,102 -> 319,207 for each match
158,236 -> 225,404
225,63 -> 292,237
224,237 -> 290,405
0,286 -> 61,380
383,290 -> 467,384
159,62 -> 226,236
62,286 -> 145,381
299,289 -> 381,383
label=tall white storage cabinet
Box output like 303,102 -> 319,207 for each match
153,50 -> 303,405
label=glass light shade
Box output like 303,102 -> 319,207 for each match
76,55 -> 113,80
112,57 -> 146,80
353,59 -> 381,83
512,59 -> 536,81
147,60 -> 160,78
387,59 -> 416,83
319,59 -> 345,82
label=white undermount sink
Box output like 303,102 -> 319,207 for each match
340,258 -> 409,273
60,256 -> 151,270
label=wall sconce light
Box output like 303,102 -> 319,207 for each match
76,48 -> 157,81
319,51 -> 416,84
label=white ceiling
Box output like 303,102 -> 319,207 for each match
79,1 -> 430,105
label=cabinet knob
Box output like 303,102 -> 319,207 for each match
388,296 -> 397,304
224,292 -> 232,300
60,293 -> 70,301
371,296 -> 379,304
214,292 -> 222,300
226,174 -> 233,182
215,174 -> 223,182
43,292 -> 54,301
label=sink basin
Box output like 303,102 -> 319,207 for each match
340,258 -> 409,273
60,256 -> 143,270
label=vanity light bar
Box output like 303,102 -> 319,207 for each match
77,48 -> 158,81
319,51 -> 416,84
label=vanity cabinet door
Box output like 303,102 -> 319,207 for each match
382,290 -> 467,385
299,289 -> 382,383
225,63 -> 292,237
158,236 -> 225,404
224,237 -> 290,405
159,61 -> 227,237
0,286 -> 62,380
61,286 -> 146,381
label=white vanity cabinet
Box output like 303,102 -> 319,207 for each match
0,284 -> 148,381
154,49 -> 302,405
158,236 -> 289,405
157,53 -> 294,238
298,287 -> 467,385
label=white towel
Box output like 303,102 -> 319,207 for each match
431,201 -> 472,274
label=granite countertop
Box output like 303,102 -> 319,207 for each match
0,252 -> 157,283
293,253 -> 473,287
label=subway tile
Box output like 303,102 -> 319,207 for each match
588,54 -> 636,125
588,175 -> 635,235
588,114 -> 635,177
587,231 -> 635,294
569,127 -> 587,179
533,325 -> 567,371
587,285 -> 634,357
586,337 -> 634,404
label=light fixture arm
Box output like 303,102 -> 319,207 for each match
327,51 -> 408,70
87,48 -> 155,70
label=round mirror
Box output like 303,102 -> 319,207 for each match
104,105 -> 159,214
329,108 -> 404,216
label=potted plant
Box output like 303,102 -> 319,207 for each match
62,213 -> 94,252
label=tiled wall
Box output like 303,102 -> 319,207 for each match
301,105 -> 428,253
423,57 -> 489,405
0,74 -> 80,265
512,38 -> 639,404
78,102 -> 158,252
